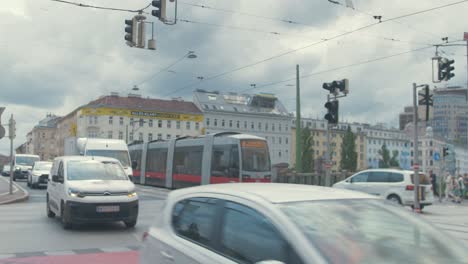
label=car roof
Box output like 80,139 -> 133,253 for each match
170,183 -> 377,204
55,156 -> 120,163
359,169 -> 424,174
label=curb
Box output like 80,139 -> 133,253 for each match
0,178 -> 29,205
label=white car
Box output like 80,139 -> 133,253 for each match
46,156 -> 138,229
333,169 -> 434,209
140,183 -> 467,264
1,164 -> 10,176
27,161 -> 53,189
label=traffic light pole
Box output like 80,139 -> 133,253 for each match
413,83 -> 424,212
325,94 -> 331,187
295,65 -> 302,173
8,115 -> 15,195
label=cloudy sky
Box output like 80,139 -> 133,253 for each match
0,0 -> 467,155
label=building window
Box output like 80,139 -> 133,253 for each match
119,117 -> 124,125
285,124 -> 288,131
206,118 -> 210,126
130,118 -> 134,126
42,133 -> 45,139
258,122 -> 262,130
214,119 -> 218,126
265,123 -> 269,131
157,133 -> 162,140
108,131 -> 113,139
244,121 -> 247,129
286,137 -> 289,144
279,151 -> 282,157
167,134 -> 171,139
251,122 -> 254,129
118,131 -> 123,140
185,121 -> 190,130
129,132 -> 134,142
149,119 -> 153,127
148,133 -> 153,141
139,132 -> 143,141
236,121 -> 240,129
195,122 -> 200,130
279,124 -> 282,131
139,119 -> 144,127
222,120 -> 226,127
94,116 -> 98,124
272,124 -> 275,131
109,116 -> 113,125
88,116 -> 93,125
272,137 -> 276,144
279,137 -> 282,144
167,120 -> 171,128
229,120 -> 233,128
176,121 -> 181,129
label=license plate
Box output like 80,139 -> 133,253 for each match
96,205 -> 120,213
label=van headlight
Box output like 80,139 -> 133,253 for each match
127,191 -> 137,198
68,188 -> 81,198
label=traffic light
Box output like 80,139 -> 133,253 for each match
324,100 -> 339,124
152,0 -> 167,21
438,58 -> 455,81
443,147 -> 450,157
125,18 -> 137,46
322,79 -> 349,95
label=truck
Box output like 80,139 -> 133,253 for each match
64,137 -> 133,177
12,154 -> 40,181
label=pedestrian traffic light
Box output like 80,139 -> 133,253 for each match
443,147 -> 450,157
438,58 -> 455,81
324,100 -> 339,124
322,82 -> 336,94
323,79 -> 349,95
125,18 -> 137,46
152,0 -> 167,22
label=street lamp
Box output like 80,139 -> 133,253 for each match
187,51 -> 197,59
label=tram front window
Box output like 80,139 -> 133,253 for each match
241,140 -> 271,172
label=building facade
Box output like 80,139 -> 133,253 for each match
193,90 -> 293,165
290,118 -> 367,172
399,105 -> 432,130
56,93 -> 204,156
31,114 -> 61,160
432,86 -> 468,145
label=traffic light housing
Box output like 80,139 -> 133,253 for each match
322,79 -> 349,95
152,0 -> 167,21
438,58 -> 455,81
324,100 -> 339,124
443,147 -> 450,157
125,18 -> 137,46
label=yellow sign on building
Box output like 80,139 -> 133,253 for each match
80,107 -> 204,122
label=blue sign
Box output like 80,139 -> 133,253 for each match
434,152 -> 440,161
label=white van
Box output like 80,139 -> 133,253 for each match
13,154 -> 40,181
333,169 -> 434,209
64,138 -> 133,178
46,156 -> 138,229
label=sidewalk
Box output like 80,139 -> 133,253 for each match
0,176 -> 28,204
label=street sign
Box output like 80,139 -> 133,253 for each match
413,163 -> 420,170
433,152 -> 440,161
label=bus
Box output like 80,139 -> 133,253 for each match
128,132 -> 272,189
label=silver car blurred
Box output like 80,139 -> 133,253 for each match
140,183 -> 468,264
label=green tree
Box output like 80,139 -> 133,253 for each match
378,144 -> 391,168
389,150 -> 400,168
301,127 -> 314,173
340,127 -> 357,172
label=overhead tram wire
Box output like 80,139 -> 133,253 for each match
167,0 -> 468,96
137,53 -> 193,87
50,0 -> 151,13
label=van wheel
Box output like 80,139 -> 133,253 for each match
61,203 -> 72,229
124,220 -> 137,228
387,195 -> 402,205
46,196 -> 55,218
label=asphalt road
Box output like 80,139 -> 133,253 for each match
0,181 -> 168,257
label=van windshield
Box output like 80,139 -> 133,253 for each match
15,156 -> 40,166
85,150 -> 130,167
67,161 -> 128,181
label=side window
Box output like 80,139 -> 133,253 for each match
220,202 -> 302,264
351,172 -> 368,183
389,173 -> 404,183
211,144 -> 240,178
367,172 -> 389,182
172,198 -> 219,247
56,162 -> 64,181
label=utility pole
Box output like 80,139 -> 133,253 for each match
325,94 -> 331,186
413,83 -> 427,212
295,65 -> 302,173
8,115 -> 15,195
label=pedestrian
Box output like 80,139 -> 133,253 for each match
447,175 -> 461,203
464,173 -> 468,199
458,174 -> 465,201
444,173 -> 452,201
430,170 -> 438,197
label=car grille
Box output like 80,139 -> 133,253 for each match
39,175 -> 48,183
79,191 -> 129,197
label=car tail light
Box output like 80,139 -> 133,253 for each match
406,185 -> 415,191
142,231 -> 149,241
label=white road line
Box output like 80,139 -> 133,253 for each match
44,251 -> 77,256
0,254 -> 15,259
100,247 -> 134,253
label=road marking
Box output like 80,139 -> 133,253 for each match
100,247 -> 134,253
0,254 -> 15,259
44,251 -> 76,256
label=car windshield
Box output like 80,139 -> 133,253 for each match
15,156 -> 39,166
241,140 -> 271,172
34,163 -> 52,171
67,160 -> 128,181
280,199 -> 468,264
85,150 -> 130,167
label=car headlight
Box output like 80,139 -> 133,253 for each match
68,188 -> 81,198
15,167 -> 21,171
127,191 -> 137,198
33,172 -> 42,177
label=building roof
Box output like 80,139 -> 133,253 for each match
85,95 -> 202,115
168,183 -> 375,204
35,114 -> 61,128
193,90 -> 291,117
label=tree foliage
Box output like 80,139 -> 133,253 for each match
378,144 -> 391,168
301,127 -> 314,173
389,150 -> 400,168
340,127 -> 357,172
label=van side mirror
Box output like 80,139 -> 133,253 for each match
131,160 -> 138,170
